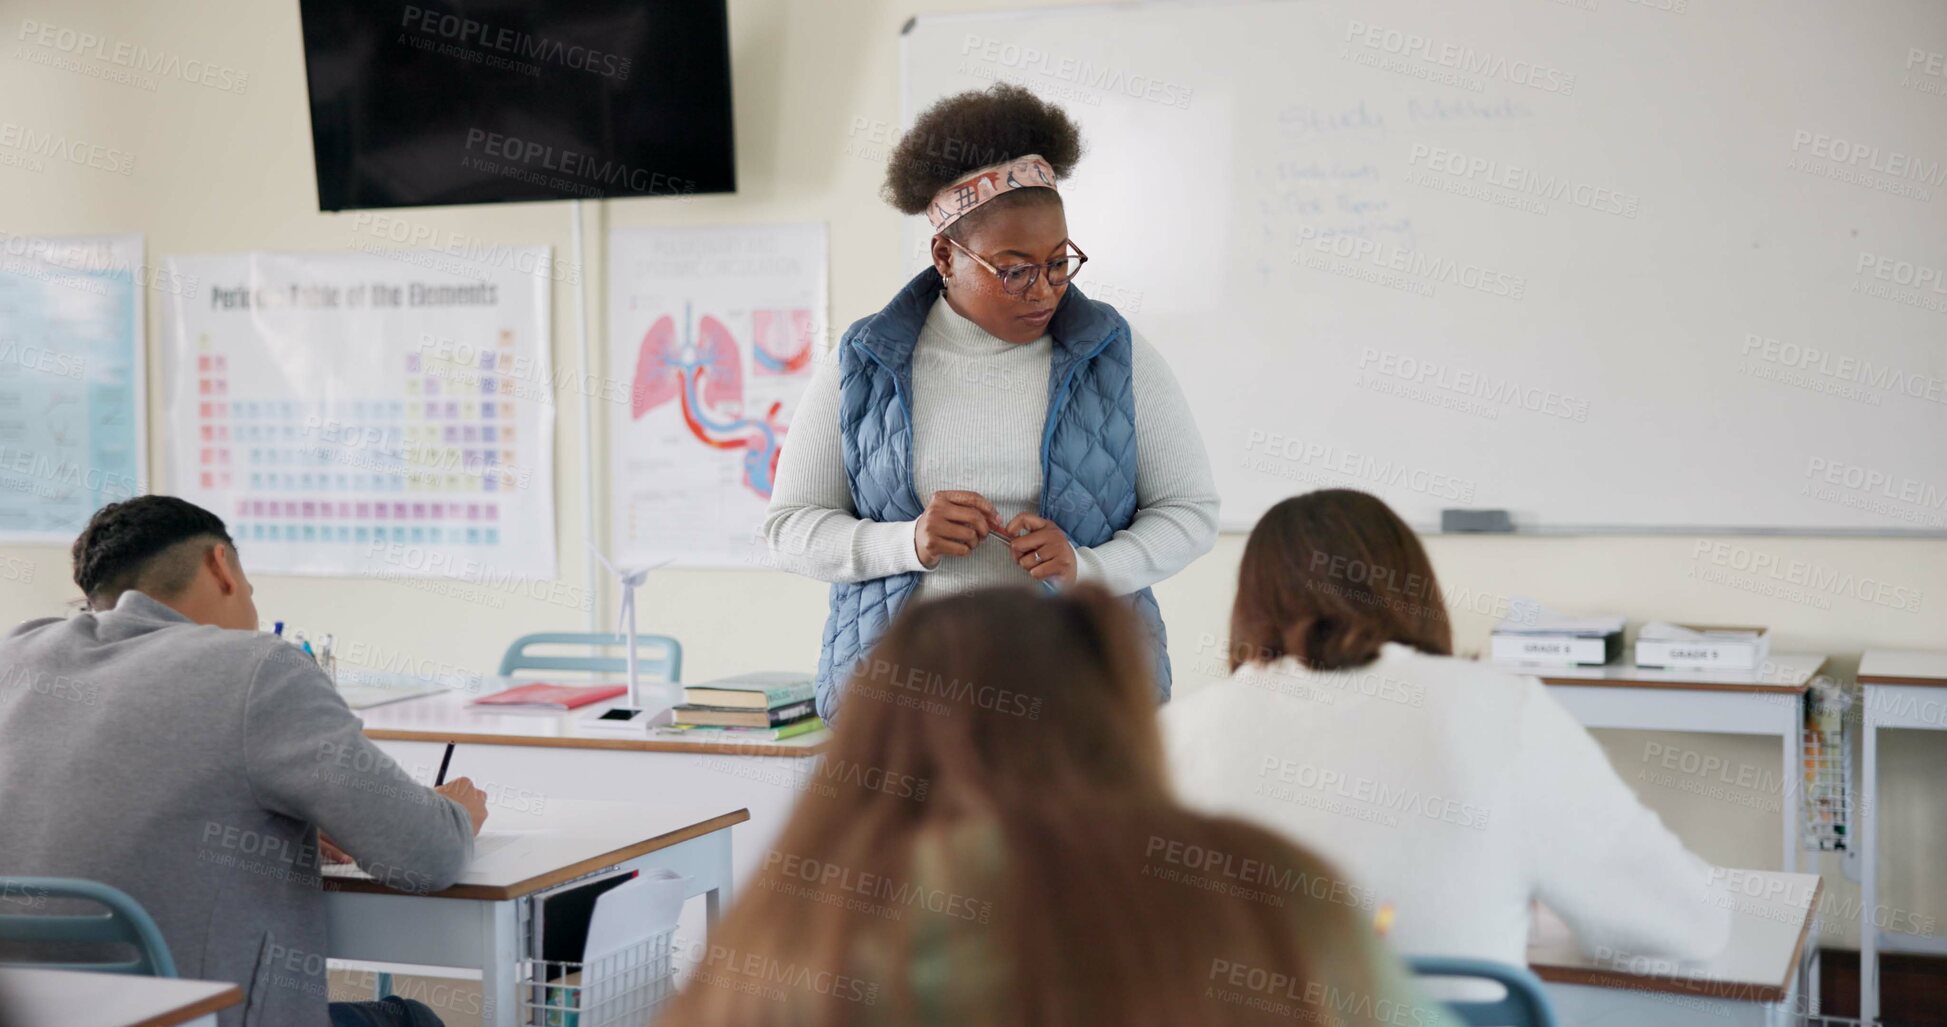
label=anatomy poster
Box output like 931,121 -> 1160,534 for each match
607,224 -> 827,567
162,249 -> 555,577
0,234 -> 146,541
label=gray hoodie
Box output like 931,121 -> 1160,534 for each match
0,591 -> 473,1026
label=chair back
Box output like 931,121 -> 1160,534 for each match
1408,957 -> 1559,1027
0,877 -> 177,977
498,632 -> 683,683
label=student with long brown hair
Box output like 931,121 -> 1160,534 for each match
660,585 -> 1458,1027
1164,490 -> 1730,971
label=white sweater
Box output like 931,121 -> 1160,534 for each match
1162,644 -> 1733,969
764,296 -> 1219,596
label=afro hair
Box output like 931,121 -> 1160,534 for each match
882,83 -> 1085,224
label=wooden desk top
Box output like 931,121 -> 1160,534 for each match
354,685 -> 830,758
1858,649 -> 1947,687
322,797 -> 748,901
1529,870 -> 1822,1003
1530,653 -> 1827,695
0,967 -> 242,1027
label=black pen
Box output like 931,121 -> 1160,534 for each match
433,742 -> 455,787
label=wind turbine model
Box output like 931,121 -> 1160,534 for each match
583,544 -> 673,730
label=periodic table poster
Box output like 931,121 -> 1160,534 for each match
0,234 -> 146,541
161,249 -> 554,578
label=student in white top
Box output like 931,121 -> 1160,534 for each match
1162,489 -> 1732,970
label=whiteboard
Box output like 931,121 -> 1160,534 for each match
903,0 -> 1947,533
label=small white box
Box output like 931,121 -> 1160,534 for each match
1635,623 -> 1770,671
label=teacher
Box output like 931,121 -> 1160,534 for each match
766,84 -> 1219,722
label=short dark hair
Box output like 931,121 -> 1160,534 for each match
883,83 -> 1085,239
72,496 -> 234,609
1228,490 -> 1453,672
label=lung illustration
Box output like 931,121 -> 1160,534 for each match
631,315 -> 681,418
629,304 -> 786,499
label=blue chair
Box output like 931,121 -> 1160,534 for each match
497,632 -> 683,684
0,877 -> 177,977
1408,957 -> 1559,1027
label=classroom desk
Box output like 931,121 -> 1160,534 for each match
0,967 -> 241,1027
355,685 -> 828,895
1855,648 -> 1947,1026
1529,869 -> 1822,1027
356,683 -> 827,876
323,796 -> 744,1027
355,685 -> 831,757
1530,653 -> 1827,874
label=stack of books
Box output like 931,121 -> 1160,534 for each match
656,671 -> 823,741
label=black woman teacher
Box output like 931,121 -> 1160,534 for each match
765,84 -> 1219,721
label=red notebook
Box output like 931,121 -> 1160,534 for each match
470,682 -> 628,710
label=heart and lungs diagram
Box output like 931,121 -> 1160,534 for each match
608,222 -> 826,566
750,309 -> 814,375
630,302 -> 802,500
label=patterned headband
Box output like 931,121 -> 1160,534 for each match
924,154 -> 1058,232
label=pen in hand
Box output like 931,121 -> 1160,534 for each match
430,743 -> 488,836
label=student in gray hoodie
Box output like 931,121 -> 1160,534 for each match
0,497 -> 487,1027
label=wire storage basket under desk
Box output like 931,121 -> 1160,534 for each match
517,926 -> 677,1026
1801,677 -> 1853,853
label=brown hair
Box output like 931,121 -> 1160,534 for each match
1229,490 -> 1453,673
660,586 -> 1397,1027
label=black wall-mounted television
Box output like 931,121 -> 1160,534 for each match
297,1 -> 735,211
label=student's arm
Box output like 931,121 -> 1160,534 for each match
1071,331 -> 1220,594
763,351 -> 931,582
1517,677 -> 1732,962
242,644 -> 475,892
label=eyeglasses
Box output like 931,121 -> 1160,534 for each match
943,237 -> 1088,297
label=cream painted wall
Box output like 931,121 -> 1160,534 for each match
0,0 -> 1939,951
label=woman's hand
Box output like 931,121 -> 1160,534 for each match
915,490 -> 1005,568
1003,513 -> 1078,586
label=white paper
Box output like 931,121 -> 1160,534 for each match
162,249 -> 555,578
579,870 -> 689,1024
1495,599 -> 1624,636
0,234 -> 147,541
584,868 -> 688,961
607,224 -> 828,568
321,831 -> 528,879
1639,621 -> 1763,641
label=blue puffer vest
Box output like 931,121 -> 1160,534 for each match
814,267 -> 1171,722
